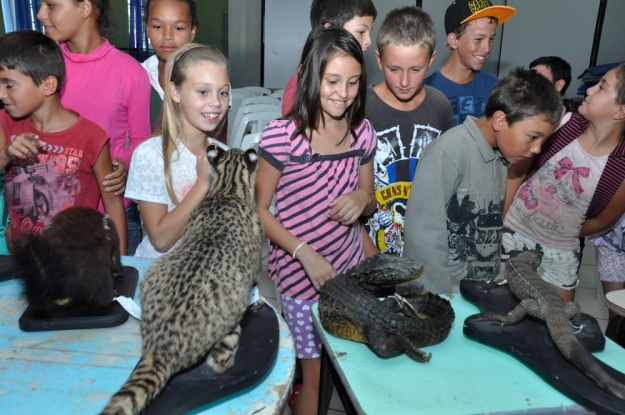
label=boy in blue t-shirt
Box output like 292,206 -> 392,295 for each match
424,0 -> 515,125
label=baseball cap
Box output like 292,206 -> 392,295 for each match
445,0 -> 516,35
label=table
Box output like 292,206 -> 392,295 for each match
311,296 -> 625,415
0,256 -> 295,415
605,289 -> 625,317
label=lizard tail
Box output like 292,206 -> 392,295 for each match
558,336 -> 625,400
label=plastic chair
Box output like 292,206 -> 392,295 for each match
228,89 -> 256,137
240,86 -> 272,96
229,103 -> 281,141
240,95 -> 281,107
239,132 -> 262,152
229,110 -> 281,149
271,89 -> 285,100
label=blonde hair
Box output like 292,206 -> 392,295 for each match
154,43 -> 228,204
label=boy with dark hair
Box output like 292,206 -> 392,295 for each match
424,0 -> 515,125
363,5 -> 454,256
0,30 -> 127,253
403,68 -> 563,294
530,56 -> 572,96
281,0 -> 377,115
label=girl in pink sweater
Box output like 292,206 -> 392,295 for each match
37,0 -> 151,255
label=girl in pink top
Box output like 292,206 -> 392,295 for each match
37,0 -> 151,254
257,28 -> 376,415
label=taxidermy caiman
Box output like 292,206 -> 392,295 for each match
477,250 -> 625,400
318,254 -> 455,362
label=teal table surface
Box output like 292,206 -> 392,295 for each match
312,296 -> 625,415
0,256 -> 295,415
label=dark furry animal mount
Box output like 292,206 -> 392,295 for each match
462,257 -> 625,415
13,206 -> 124,319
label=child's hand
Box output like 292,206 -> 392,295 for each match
102,157 -> 127,195
195,151 -> 212,190
296,244 -> 337,291
328,189 -> 371,225
3,133 -> 46,161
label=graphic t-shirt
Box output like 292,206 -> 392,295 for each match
364,85 -> 454,255
505,139 -> 608,250
0,110 -> 108,241
424,69 -> 498,126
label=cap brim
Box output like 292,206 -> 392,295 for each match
461,6 -> 516,26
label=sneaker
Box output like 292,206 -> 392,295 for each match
287,382 -> 303,410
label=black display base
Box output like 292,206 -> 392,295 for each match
144,303 -> 279,415
18,266 -> 139,331
0,255 -> 18,282
461,279 -> 625,415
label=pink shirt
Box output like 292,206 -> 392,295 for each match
259,118 -> 377,300
60,39 -> 151,207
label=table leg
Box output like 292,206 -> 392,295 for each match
318,345 -> 358,415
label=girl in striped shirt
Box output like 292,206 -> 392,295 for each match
256,27 -> 376,415
502,63 -> 625,303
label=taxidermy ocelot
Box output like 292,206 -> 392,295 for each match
13,206 -> 124,318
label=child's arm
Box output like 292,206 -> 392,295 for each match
403,149 -> 460,294
93,142 -> 128,255
580,180 -> 625,237
504,156 -> 535,217
101,157 -> 128,196
361,223 -> 379,257
138,152 -> 210,253
256,157 -> 337,291
328,159 -> 376,225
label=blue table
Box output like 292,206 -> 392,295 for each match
312,296 -> 625,415
0,256 -> 295,415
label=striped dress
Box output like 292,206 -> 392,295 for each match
259,118 -> 377,300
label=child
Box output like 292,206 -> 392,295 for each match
424,0 -> 515,125
363,6 -> 454,257
281,0 -> 377,116
125,44 -> 229,259
0,30 -> 127,253
501,63 -> 625,303
530,56 -> 572,96
588,215 -> 625,339
257,28 -> 376,415
37,0 -> 151,255
403,68 -> 563,295
141,0 -> 197,128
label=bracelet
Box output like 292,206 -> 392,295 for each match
292,241 -> 307,259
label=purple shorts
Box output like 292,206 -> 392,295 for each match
280,294 -> 322,359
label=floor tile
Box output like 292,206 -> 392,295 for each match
257,264 -> 278,299
581,243 -> 596,266
575,287 -> 609,320
577,264 -> 598,289
327,410 -> 346,415
329,387 -> 344,411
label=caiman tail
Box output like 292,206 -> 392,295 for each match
548,318 -> 625,400
100,352 -> 175,415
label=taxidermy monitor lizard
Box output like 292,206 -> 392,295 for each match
476,250 -> 625,400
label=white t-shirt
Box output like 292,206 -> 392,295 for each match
141,55 -> 165,99
125,135 -> 228,258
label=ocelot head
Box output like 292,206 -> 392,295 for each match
205,146 -> 258,200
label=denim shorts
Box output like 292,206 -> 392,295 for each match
125,202 -> 142,256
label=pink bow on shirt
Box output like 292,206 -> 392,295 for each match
554,157 -> 590,195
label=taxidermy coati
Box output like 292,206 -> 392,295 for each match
13,206 -> 124,318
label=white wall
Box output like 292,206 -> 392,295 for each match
228,0 -> 263,88
597,0 -> 625,66
499,0 -> 599,98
